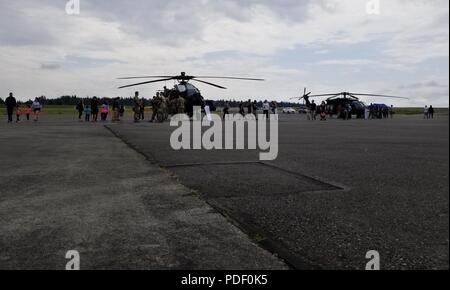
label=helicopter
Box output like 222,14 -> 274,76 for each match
293,89 -> 409,119
118,72 -> 264,117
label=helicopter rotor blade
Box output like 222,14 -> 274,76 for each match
118,76 -> 174,80
193,76 -> 265,81
308,93 -> 343,98
118,78 -> 174,89
350,93 -> 409,100
118,75 -> 264,81
192,79 -> 227,89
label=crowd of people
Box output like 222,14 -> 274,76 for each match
149,90 -> 186,123
73,95 -> 278,123
4,93 -> 42,123
230,99 -> 277,120
306,100 -> 336,121
73,90 -> 185,124
3,92 -> 440,124
305,102 -> 404,121
367,104 -> 395,119
76,96 -> 128,123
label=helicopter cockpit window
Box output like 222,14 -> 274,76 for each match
176,85 -> 187,92
185,84 -> 200,94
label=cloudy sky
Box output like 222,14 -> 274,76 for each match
0,0 -> 448,106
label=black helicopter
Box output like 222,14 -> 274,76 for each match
118,72 -> 264,116
294,89 -> 409,119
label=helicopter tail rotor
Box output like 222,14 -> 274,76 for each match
290,87 -> 312,100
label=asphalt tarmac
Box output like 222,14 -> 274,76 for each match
106,113 -> 449,270
0,112 -> 448,270
0,117 -> 286,270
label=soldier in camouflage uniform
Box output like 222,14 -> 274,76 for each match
176,96 -> 185,114
157,95 -> 168,122
168,94 -> 177,116
150,93 -> 160,122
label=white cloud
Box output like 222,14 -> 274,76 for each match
0,0 -> 448,106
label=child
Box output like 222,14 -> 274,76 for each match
101,103 -> 109,121
16,105 -> 22,123
84,105 -> 92,122
25,105 -> 32,121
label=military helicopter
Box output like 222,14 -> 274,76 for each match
118,72 -> 264,116
294,89 -> 409,119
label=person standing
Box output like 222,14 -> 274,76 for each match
246,99 -> 253,115
239,102 -> 245,116
112,97 -> 120,122
428,105 -> 435,119
133,91 -> 140,122
271,101 -> 278,114
119,105 -> 125,118
319,101 -> 327,121
262,100 -> 270,119
364,105 -> 370,120
424,106 -> 429,119
150,93 -> 160,122
223,101 -> 230,120
25,105 -> 32,121
76,100 -> 84,121
5,92 -> 17,123
91,97 -> 99,122
31,98 -> 42,122
159,94 -> 169,122
101,102 -> 109,121
368,104 -> 374,119
15,104 -> 22,123
345,103 -> 352,120
139,98 -> 145,120
176,96 -> 185,114
84,105 -> 91,122
310,100 -> 317,120
252,101 -> 258,119
389,105 -> 395,118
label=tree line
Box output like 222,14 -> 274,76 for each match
0,95 -> 302,108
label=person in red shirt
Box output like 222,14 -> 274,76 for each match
25,105 -> 32,121
16,105 -> 22,123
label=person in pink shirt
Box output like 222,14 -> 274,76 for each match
101,102 -> 110,121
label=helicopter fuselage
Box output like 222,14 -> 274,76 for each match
326,98 -> 366,118
167,82 -> 205,117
